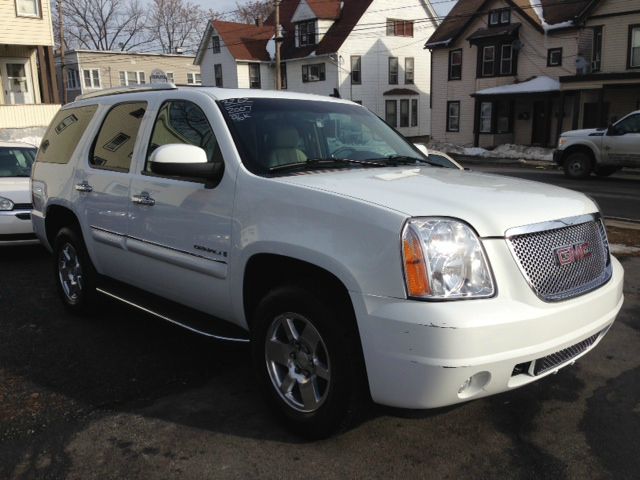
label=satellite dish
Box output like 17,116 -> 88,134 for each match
512,39 -> 524,51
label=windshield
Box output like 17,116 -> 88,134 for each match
0,147 -> 36,178
218,98 -> 425,175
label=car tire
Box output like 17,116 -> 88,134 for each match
595,166 -> 619,177
53,227 -> 99,314
563,152 -> 592,179
251,284 -> 366,439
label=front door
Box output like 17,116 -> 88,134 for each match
1,59 -> 34,104
531,101 -> 548,146
602,112 -> 640,167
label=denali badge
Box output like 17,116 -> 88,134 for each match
554,242 -> 592,266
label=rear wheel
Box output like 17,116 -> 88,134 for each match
563,152 -> 592,179
251,285 -> 365,439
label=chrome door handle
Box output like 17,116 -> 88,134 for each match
75,181 -> 93,193
131,192 -> 155,206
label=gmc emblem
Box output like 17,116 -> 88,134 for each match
553,242 -> 592,266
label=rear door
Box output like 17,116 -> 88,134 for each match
603,112 -> 640,167
126,93 -> 235,319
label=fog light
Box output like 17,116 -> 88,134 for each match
457,371 -> 491,399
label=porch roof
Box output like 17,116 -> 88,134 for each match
473,76 -> 560,96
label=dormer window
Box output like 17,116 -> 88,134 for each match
489,8 -> 510,26
298,20 -> 316,46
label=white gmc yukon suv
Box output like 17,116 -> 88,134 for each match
32,85 -> 624,438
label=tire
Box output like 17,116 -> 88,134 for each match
53,227 -> 99,314
563,152 -> 592,179
251,284 -> 366,439
595,166 -> 620,177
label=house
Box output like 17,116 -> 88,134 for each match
195,0 -> 439,138
0,0 -> 60,131
57,50 -> 202,102
425,0 -> 640,148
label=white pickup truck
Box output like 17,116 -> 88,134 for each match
554,110 -> 640,178
31,85 -> 624,438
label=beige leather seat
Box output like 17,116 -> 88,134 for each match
267,127 -> 307,168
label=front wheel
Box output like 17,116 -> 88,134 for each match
563,152 -> 592,179
251,285 -> 365,439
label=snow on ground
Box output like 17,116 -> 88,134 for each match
428,141 -> 554,162
610,244 -> 640,255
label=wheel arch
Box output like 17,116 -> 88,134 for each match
45,204 -> 82,247
562,143 -> 598,166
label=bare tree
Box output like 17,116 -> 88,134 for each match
150,0 -> 214,54
61,0 -> 152,51
231,0 -> 273,25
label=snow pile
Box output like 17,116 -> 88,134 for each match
475,76 -> 559,96
428,141 -> 554,162
12,136 -> 42,147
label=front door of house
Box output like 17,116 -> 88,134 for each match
531,101 -> 548,146
1,59 -> 34,104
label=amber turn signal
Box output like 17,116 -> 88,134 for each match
402,226 -> 430,297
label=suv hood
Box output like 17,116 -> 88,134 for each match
277,167 -> 597,237
561,128 -> 605,137
0,177 -> 31,204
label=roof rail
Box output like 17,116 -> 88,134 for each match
76,83 -> 177,101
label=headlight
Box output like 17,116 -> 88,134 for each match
401,218 -> 495,300
0,196 -> 14,211
558,137 -> 567,147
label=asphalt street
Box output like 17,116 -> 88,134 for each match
1,242 -> 639,479
457,161 -> 640,221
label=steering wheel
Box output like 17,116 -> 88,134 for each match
331,147 -> 356,158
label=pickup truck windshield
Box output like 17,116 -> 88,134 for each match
218,98 -> 425,175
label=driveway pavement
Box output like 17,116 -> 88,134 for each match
1,246 -> 639,479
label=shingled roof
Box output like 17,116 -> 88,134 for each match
210,20 -> 274,62
425,0 -> 593,48
306,0 -> 342,19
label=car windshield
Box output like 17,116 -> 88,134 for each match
0,147 -> 36,178
218,98 -> 427,175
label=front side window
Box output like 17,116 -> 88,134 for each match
187,72 -> 202,85
0,147 -> 36,177
83,69 -> 101,88
385,100 -> 397,127
211,35 -> 220,53
214,64 -> 223,87
249,64 -> 261,88
37,105 -> 98,164
479,102 -> 492,133
613,113 -> 640,134
630,25 -> 640,68
447,101 -> 460,132
302,63 -> 325,82
298,20 -> 316,46
15,0 -> 39,17
449,49 -> 462,80
351,56 -> 361,85
405,57 -> 414,84
389,57 -> 398,84
90,102 -> 147,172
547,48 -> 563,66
386,19 -> 414,37
482,46 -> 495,76
146,100 -> 223,178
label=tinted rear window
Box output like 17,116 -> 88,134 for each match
36,105 -> 98,164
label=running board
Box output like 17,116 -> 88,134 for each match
96,278 -> 249,343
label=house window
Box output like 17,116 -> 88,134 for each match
280,63 -> 287,89
500,45 -> 513,74
351,56 -> 361,85
298,20 -> 316,46
187,72 -> 202,85
592,26 -> 602,72
496,100 -> 512,133
385,100 -> 397,127
405,57 -> 414,84
479,102 -> 492,133
15,0 -> 39,17
214,64 -> 223,87
482,46 -> 495,76
629,25 -> 640,68
83,69 -> 101,88
449,49 -> 462,80
119,71 -> 146,86
489,8 -> 510,26
447,101 -> 460,132
547,48 -> 563,67
388,57 -> 398,84
211,36 -> 220,54
66,69 -> 80,89
411,99 -> 418,127
249,64 -> 261,88
386,19 -> 414,37
400,99 -> 410,127
302,63 -> 325,82
166,72 -> 174,83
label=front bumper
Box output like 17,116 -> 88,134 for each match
0,210 -> 39,245
351,239 -> 624,409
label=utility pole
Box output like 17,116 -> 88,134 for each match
57,0 -> 67,104
275,0 -> 282,90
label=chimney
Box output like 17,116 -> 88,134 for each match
255,17 -> 264,27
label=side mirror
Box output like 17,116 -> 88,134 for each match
149,144 -> 222,183
414,143 -> 429,157
607,124 -> 621,136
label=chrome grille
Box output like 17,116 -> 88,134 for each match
533,331 -> 602,375
506,215 -> 611,302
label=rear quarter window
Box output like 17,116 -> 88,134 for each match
36,105 -> 98,164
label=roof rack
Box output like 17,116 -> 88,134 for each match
76,83 -> 177,101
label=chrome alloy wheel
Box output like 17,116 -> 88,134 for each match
265,313 -> 331,413
58,243 -> 83,304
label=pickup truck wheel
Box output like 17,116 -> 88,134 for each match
595,166 -> 620,177
251,285 -> 364,439
563,152 -> 592,179
53,227 -> 98,314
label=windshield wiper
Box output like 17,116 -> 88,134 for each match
267,157 -> 386,173
371,155 -> 444,167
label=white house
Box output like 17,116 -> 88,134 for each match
195,0 -> 439,139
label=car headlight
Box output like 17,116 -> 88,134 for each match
558,137 -> 567,147
401,218 -> 495,300
0,196 -> 14,211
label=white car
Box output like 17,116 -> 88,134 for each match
0,141 -> 38,245
31,85 -> 623,438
